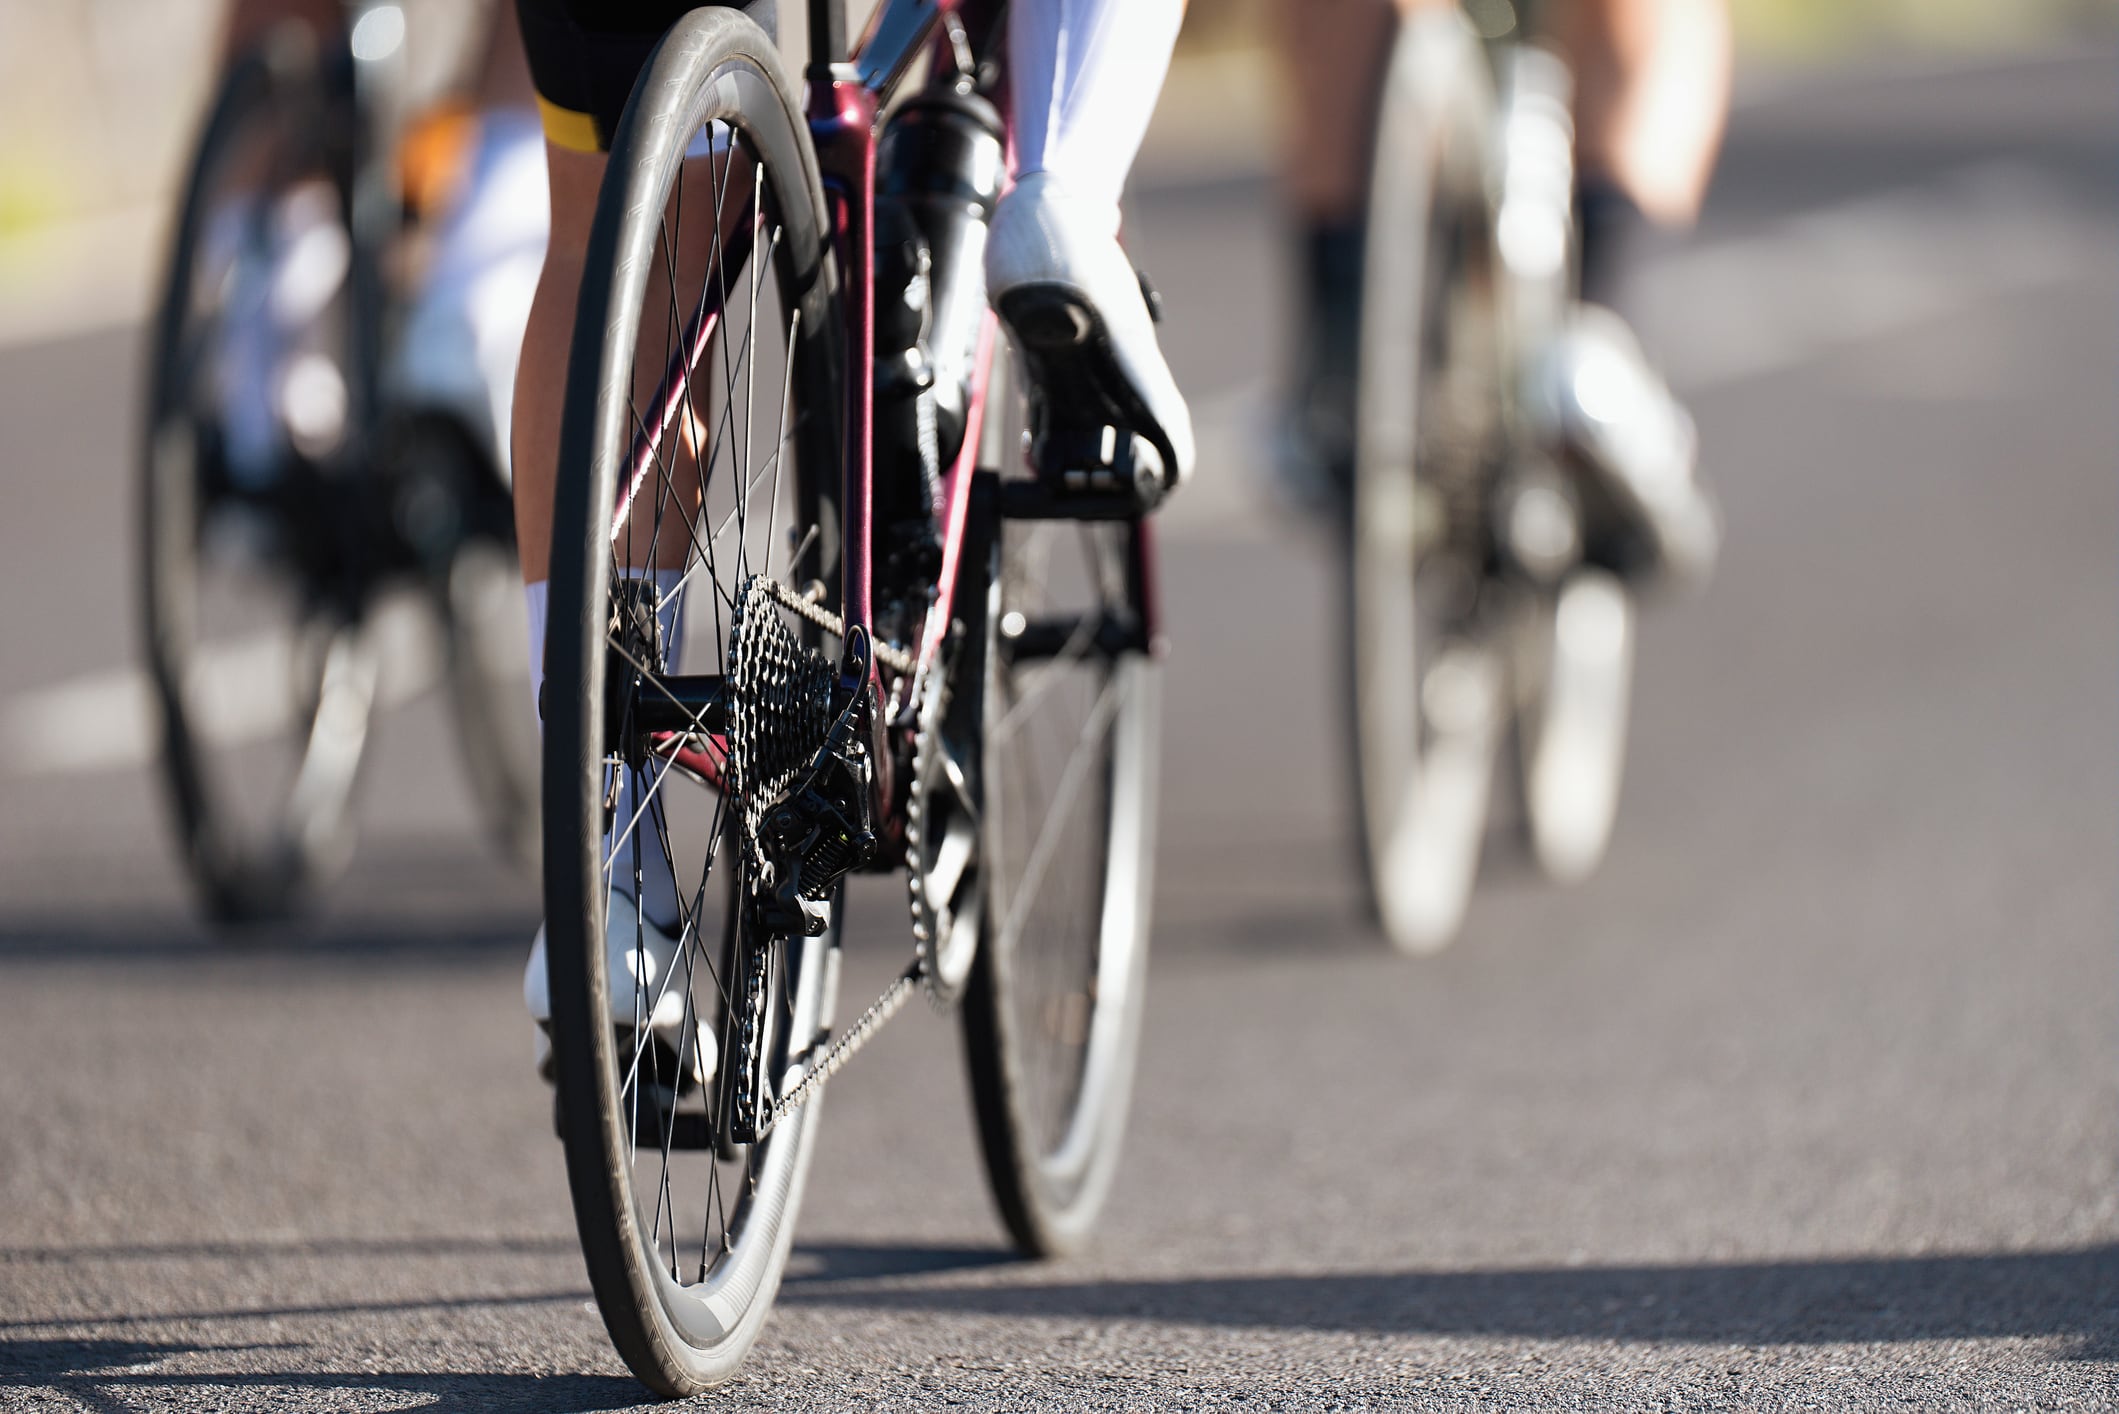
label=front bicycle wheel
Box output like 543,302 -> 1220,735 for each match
1346,10 -> 1506,954
961,344 -> 1162,1257
540,11 -> 842,1395
141,28 -> 381,923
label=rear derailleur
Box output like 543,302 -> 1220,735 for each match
750,627 -> 881,940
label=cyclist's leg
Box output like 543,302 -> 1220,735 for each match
510,140 -> 597,590
988,0 -> 1196,498
1561,0 -> 1731,224
1557,0 -> 1730,328
1543,0 -> 1729,581
511,0 -> 750,1067
1269,0 -> 1413,505
1008,0 -> 1185,222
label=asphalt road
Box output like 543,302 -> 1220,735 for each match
1,48 -> 2113,1413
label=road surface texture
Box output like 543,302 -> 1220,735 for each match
1,47 -> 2112,1413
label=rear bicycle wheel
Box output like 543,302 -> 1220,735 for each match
961,343 -> 1162,1257
539,11 -> 842,1395
1346,10 -> 1507,954
141,28 -> 380,923
1512,568 -> 1635,882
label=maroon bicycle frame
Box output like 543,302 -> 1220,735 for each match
628,0 -> 1161,790
808,0 -> 1001,676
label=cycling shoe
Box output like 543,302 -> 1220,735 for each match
1534,304 -> 1720,588
986,172 -> 1194,512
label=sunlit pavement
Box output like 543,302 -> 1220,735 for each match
0,50 -> 2112,1411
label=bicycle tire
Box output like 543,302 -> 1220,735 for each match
387,412 -> 542,870
1512,567 -> 1634,883
961,343 -> 1161,1257
1345,10 -> 1506,954
141,27 -> 376,924
540,9 -> 841,1395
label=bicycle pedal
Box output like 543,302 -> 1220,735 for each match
1027,423 -> 1167,515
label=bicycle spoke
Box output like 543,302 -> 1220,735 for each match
992,670 -> 1123,952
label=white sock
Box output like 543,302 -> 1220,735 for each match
524,579 -> 549,721
1008,0 -> 1184,224
526,571 -> 690,934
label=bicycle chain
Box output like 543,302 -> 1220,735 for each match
754,963 -> 921,1140
752,577 -> 917,676
903,647 -> 970,1004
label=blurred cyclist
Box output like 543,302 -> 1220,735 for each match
1275,0 -> 1728,582
213,0 -> 550,487
204,0 -> 1193,1084
508,0 -> 1194,1081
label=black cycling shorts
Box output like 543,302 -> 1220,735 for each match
514,0 -> 697,153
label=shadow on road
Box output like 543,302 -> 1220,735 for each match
0,1304 -> 644,1411
0,1240 -> 1019,1407
0,1287 -> 591,1336
4,1242 -> 2108,1401
0,1234 -> 579,1265
784,1241 -> 1023,1284
0,912 -> 535,963
785,1244 -> 2119,1359
1,1352 -> 645,1414
0,1242 -> 1020,1411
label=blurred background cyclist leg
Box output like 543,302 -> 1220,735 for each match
210,0 -> 546,494
1274,0 -> 1729,581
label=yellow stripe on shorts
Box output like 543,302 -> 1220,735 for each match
536,94 -> 604,154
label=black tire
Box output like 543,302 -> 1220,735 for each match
141,27 -> 376,924
442,532 -> 542,870
540,10 -> 841,1395
961,344 -> 1161,1257
387,411 -> 542,870
1344,10 -> 1507,954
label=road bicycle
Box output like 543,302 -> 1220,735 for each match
142,0 -> 539,923
1344,0 -> 1639,952
536,0 -> 1161,1391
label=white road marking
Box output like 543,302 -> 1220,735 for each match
0,594 -> 444,778
1641,161 -> 2100,390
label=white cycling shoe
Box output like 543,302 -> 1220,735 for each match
523,891 -> 717,1089
985,171 -> 1194,508
1535,304 -> 1721,588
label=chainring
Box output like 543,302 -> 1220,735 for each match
905,623 -> 983,1004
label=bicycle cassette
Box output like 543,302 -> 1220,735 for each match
726,576 -> 877,937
